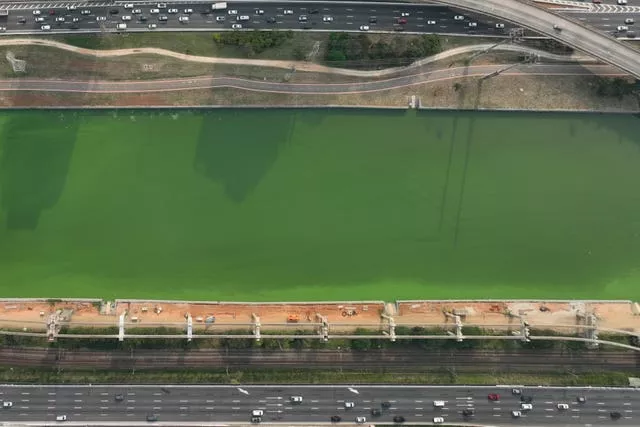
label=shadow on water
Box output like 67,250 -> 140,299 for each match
193,109 -> 296,203
0,111 -> 77,230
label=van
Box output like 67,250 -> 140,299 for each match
433,400 -> 445,407
238,15 -> 250,21
117,23 -> 127,30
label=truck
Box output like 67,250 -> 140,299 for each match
212,2 -> 227,10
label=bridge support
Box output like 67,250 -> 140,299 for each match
46,311 -> 61,342
316,313 -> 329,342
119,312 -> 126,342
252,313 -> 261,342
381,313 -> 396,342
577,305 -> 598,349
520,319 -> 531,343
186,313 -> 193,342
444,311 -> 464,342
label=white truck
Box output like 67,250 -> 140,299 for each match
212,2 -> 227,10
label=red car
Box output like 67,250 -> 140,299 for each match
49,9 -> 56,15
397,17 -> 407,24
488,393 -> 500,401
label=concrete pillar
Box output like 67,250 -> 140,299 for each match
186,313 -> 193,342
252,313 -> 261,342
119,313 -> 126,342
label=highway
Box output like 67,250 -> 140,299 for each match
0,384 -> 636,425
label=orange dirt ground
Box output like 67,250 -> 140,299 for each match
0,299 -> 638,335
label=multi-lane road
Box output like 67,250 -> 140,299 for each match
0,384 -> 637,425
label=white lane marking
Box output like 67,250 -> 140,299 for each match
100,400 -> 108,403
493,414 -> 502,417
153,393 -> 162,396
127,407 -> 136,410
545,401 -> 553,404
624,403 -> 632,406
74,400 -> 82,403
48,400 -> 56,403
74,392 -> 82,396
153,407 -> 161,410
347,387 -> 359,394
311,400 -> 319,403
127,414 -> 134,417
456,397 -> 472,400
48,393 -> 56,396
19,406 -> 29,409
237,388 -> 249,395
415,414 -> 423,417
206,400 -> 214,403
127,393 -> 135,396
311,407 -> 319,410
416,407 -> 424,410
180,406 -> 188,410
545,408 -> 554,412
415,400 -> 423,403
20,392 -> 29,395
129,400 -> 135,403
205,407 -> 214,410
546,415 -> 554,418
73,406 -> 82,410
100,407 -> 109,410
232,400 -> 241,403
21,399 -> 29,402
625,410 -> 633,413
179,400 -> 189,403
100,393 -> 108,396
597,402 -> 606,405
153,400 -> 162,403
232,407 -> 241,410
47,406 -> 55,410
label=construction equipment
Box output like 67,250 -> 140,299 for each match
342,309 -> 358,317
287,314 -> 300,323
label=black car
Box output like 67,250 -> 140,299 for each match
114,393 -> 124,402
370,408 -> 381,417
302,24 -> 312,29
381,401 -> 391,409
146,414 -> 158,422
520,395 -> 533,403
610,411 -> 622,420
330,415 -> 341,422
267,16 -> 276,23
17,16 -> 26,24
309,8 -> 319,14
462,408 -> 474,417
369,17 -> 377,23
393,415 -> 406,423
251,416 -> 262,423
109,8 -> 119,14
139,15 -> 148,21
161,388 -> 170,394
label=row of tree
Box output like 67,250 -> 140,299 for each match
212,30 -> 294,56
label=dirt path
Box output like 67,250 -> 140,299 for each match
0,38 -> 596,78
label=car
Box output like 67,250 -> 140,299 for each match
228,9 -> 238,15
625,18 -> 635,24
512,389 -> 522,395
520,396 -> 533,403
35,17 -> 45,22
168,9 -> 179,14
433,400 -> 445,408
381,402 -> 391,409
610,411 -> 622,420
116,23 -> 127,29
370,408 -> 381,417
139,16 -> 148,21
283,9 -> 294,15
521,403 -> 533,411
309,8 -> 319,14
67,5 -> 77,10
266,16 -> 276,23
237,15 -> 250,21
184,8 -> 193,14
251,410 -> 264,417
17,17 -> 26,24
397,18 -> 407,24
401,12 -> 410,16
49,9 -> 56,15
255,9 -> 264,15
114,394 -> 124,402
512,410 -> 521,418
72,17 -> 79,22
468,22 -> 478,27
33,10 -> 41,15
124,4 -> 134,9
393,415 -> 405,423
216,16 -> 226,21
157,3 -> 167,8
359,25 -> 369,31
146,414 -> 158,422
298,15 -> 308,21
592,0 -> 602,3
178,16 -> 189,22
290,396 -> 303,404
3,401 -> 12,408
433,417 -> 444,424
344,402 -> 355,409
454,15 -> 464,20
461,408 -> 474,417
355,417 -> 367,424
121,15 -> 132,21
577,396 -> 586,403
231,23 -> 242,29
427,20 -> 436,24
56,415 -> 67,421
496,23 -> 505,28
158,15 -> 168,21
393,25 -> 405,31
96,16 -> 106,21
109,9 -> 119,14
618,0 -> 628,4
618,25 -> 628,31
369,17 -> 377,23
323,16 -> 333,22
70,23 -> 79,29
81,10 -> 91,15
133,9 -> 142,14
251,416 -> 262,423
330,415 -> 341,422
557,403 -> 569,410
150,9 -> 160,14
488,393 -> 500,401
55,17 -> 65,22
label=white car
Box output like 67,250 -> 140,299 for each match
150,8 -> 160,14
625,18 -> 635,24
55,17 -> 65,22
359,25 -> 369,31
355,417 -> 367,424
157,3 -> 167,8
427,20 -> 436,24
168,8 -> 179,14
512,389 -> 522,395
468,22 -> 477,27
231,23 -> 242,29
521,403 -> 533,411
124,3 -> 134,9
35,16 -> 45,22
158,15 -> 168,21
72,17 -> 79,22
290,396 -> 303,404
133,9 -> 142,14
96,16 -> 106,21
618,0 -> 628,4
117,23 -> 127,29
298,15 -> 308,21
323,16 -> 333,22
557,403 -> 569,410
255,9 -> 264,15
216,15 -> 225,21
512,411 -> 521,418
283,9 -> 293,15
178,15 -> 189,22
454,15 -> 464,20
56,415 -> 67,422
121,15 -> 132,21
251,410 -> 264,417
81,9 -> 91,15
184,8 -> 193,14
228,9 -> 238,15
618,25 -> 629,31
433,417 -> 444,424
344,402 -> 355,409
148,23 -> 157,29
496,23 -> 505,28
401,12 -> 410,17
3,401 -> 12,408
33,10 -> 41,15
67,5 -> 77,10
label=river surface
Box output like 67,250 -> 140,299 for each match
0,109 -> 639,301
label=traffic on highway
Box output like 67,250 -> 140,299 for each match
0,384 -> 636,425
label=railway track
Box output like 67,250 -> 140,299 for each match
0,346 -> 637,372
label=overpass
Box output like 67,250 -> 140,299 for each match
426,0 -> 640,78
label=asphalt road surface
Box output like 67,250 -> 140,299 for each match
0,384 -> 637,425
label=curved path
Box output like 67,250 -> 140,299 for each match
1,63 -> 625,94
2,37 -> 597,78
